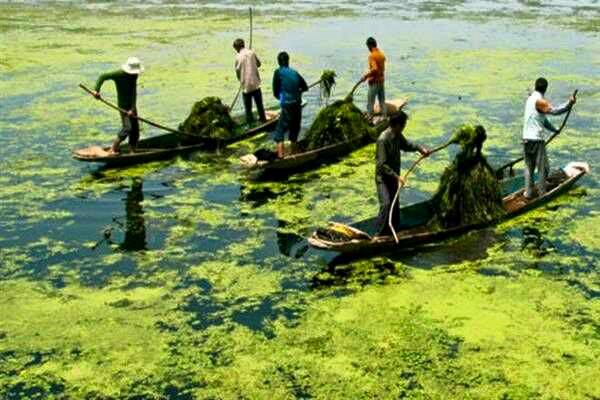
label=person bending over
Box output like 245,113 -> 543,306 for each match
93,57 -> 144,154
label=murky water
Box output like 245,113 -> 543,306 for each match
1,1 -> 599,398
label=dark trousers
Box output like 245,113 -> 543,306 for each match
523,140 -> 549,197
242,89 -> 267,124
375,178 -> 400,236
119,111 -> 140,148
273,102 -> 302,143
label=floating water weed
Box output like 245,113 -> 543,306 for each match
179,97 -> 236,141
302,100 -> 373,150
431,125 -> 505,228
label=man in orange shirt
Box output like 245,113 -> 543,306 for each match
361,37 -> 386,119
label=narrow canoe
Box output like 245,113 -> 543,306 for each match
308,164 -> 588,255
240,99 -> 407,176
72,108 -> 280,167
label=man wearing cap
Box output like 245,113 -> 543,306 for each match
361,37 -> 386,119
522,77 -> 576,198
272,51 -> 308,158
233,38 -> 267,125
374,111 -> 430,237
93,57 -> 143,154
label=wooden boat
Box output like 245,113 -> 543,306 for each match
240,99 -> 407,176
308,163 -> 589,255
72,108 -> 280,167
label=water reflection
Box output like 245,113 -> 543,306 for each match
239,184 -> 279,208
120,178 -> 147,252
276,220 -> 309,258
520,225 -> 555,258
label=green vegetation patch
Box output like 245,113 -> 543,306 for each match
302,99 -> 373,150
178,96 -> 237,142
319,69 -> 337,101
431,124 -> 505,228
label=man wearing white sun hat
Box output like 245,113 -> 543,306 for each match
93,57 -> 144,154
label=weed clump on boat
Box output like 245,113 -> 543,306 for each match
430,124 -> 505,228
319,70 -> 337,102
179,97 -> 236,142
302,99 -> 373,150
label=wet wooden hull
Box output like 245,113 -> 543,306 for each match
73,110 -> 280,167
308,168 -> 587,255
240,98 -> 410,177
241,118 -> 389,176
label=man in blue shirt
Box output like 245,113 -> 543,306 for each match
272,52 -> 308,158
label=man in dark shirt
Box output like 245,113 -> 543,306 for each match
375,111 -> 430,237
93,57 -> 143,154
272,52 -> 308,158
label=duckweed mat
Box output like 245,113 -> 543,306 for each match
1,2 -> 598,399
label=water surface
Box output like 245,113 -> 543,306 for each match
1,1 -> 599,398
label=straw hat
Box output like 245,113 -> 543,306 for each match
121,57 -> 144,74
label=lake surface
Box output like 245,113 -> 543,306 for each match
1,1 -> 599,398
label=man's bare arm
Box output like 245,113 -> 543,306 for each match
536,95 -> 575,115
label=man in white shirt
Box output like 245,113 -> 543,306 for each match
522,77 -> 576,198
233,38 -> 267,125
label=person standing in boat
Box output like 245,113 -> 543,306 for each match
522,77 -> 576,199
272,51 -> 308,158
361,37 -> 386,120
92,57 -> 143,154
374,111 -> 430,237
233,38 -> 267,125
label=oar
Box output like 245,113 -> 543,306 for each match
496,89 -> 578,176
230,7 -> 253,110
79,83 -> 186,135
388,141 -> 453,243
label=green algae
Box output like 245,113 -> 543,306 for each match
431,124 -> 505,228
319,69 -> 337,101
569,212 -> 600,250
1,2 -> 599,399
302,99 -> 373,150
178,96 -> 237,142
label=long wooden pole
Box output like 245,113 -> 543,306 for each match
230,7 -> 253,110
345,78 -> 364,101
388,141 -> 453,243
249,6 -> 253,49
496,89 -> 578,175
79,83 -> 186,135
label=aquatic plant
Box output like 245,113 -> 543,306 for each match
319,69 -> 336,102
1,3 -> 599,399
178,97 -> 236,142
302,99 -> 373,150
430,124 -> 505,228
